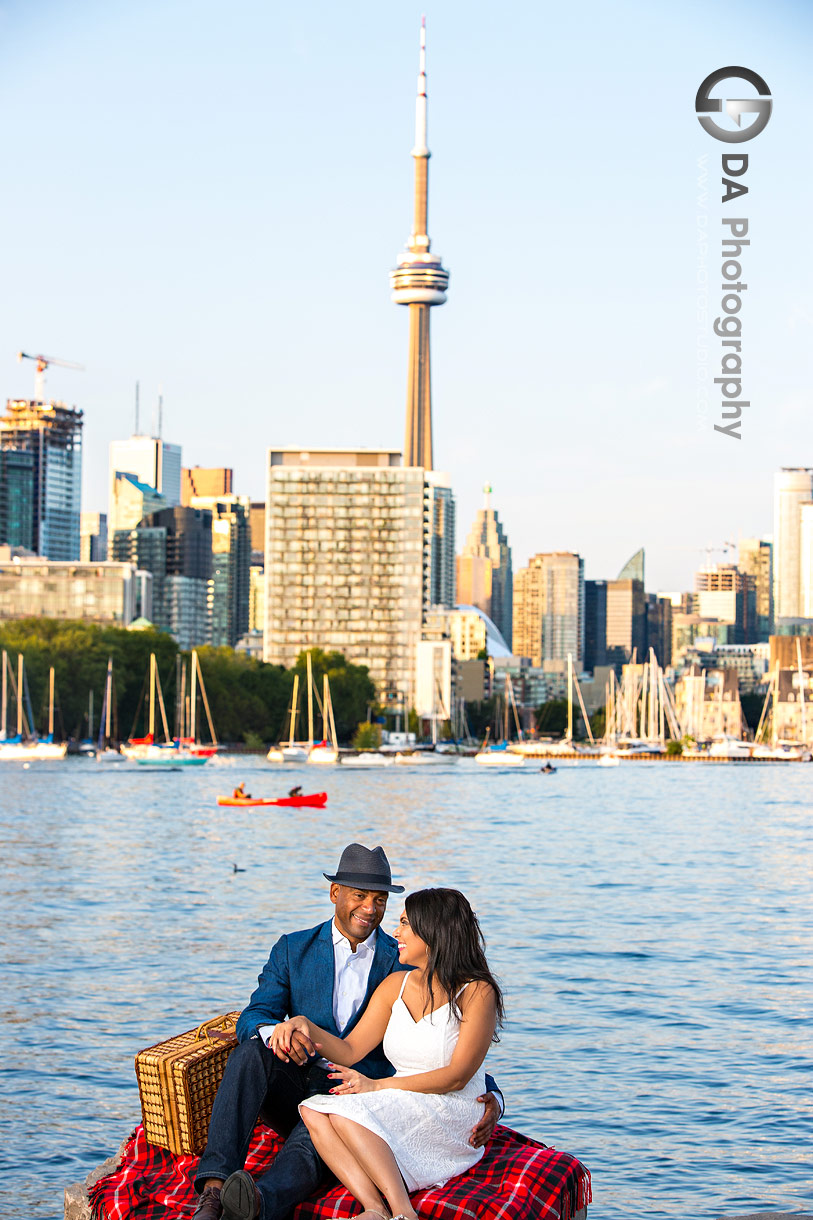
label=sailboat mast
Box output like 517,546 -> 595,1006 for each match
323,673 -> 330,746
105,659 -> 112,741
289,674 -> 299,747
191,650 -> 198,743
1,651 -> 6,740
17,653 -> 23,738
796,639 -> 807,744
306,652 -> 314,748
48,667 -> 55,738
567,654 -> 573,741
149,653 -> 156,741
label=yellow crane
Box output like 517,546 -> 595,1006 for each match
17,350 -> 84,401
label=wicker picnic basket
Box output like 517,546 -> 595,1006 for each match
135,1012 -> 241,1155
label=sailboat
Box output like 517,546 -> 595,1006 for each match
267,673 -> 308,763
176,650 -> 219,758
0,652 -> 67,760
396,677 -> 459,764
474,674 -> 525,766
78,687 -> 97,756
120,654 -> 208,765
308,663 -> 339,765
96,658 -> 123,762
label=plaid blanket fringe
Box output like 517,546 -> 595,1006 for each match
89,1123 -> 591,1220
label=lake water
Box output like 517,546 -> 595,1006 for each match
1,756 -> 812,1219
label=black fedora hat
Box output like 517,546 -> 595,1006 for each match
324,843 -> 404,894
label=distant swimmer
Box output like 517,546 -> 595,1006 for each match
540,763 -> 556,774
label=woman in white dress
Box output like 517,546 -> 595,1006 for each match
271,888 -> 504,1220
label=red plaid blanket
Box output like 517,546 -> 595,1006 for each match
89,1123 -> 591,1220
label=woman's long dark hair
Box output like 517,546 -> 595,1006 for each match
404,888 -> 504,1039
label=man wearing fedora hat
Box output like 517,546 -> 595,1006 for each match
193,844 -> 502,1220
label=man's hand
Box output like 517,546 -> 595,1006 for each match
469,1091 -> 500,1148
268,1017 -> 316,1065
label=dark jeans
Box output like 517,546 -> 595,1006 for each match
195,1037 -> 332,1220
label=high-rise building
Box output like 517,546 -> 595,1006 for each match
189,494 -> 251,647
456,554 -> 492,618
0,448 -> 35,552
694,563 -> 756,643
584,579 -> 607,673
738,537 -> 773,639
773,467 -> 813,620
645,593 -> 673,668
1,399 -> 83,560
390,20 -> 449,471
0,557 -> 147,625
109,434 -> 182,526
248,566 -> 265,633
263,448 -> 424,706
109,472 -> 168,536
617,547 -> 645,584
181,466 -> 233,504
458,485 -> 513,648
606,579 -> 646,669
799,505 -> 813,621
513,552 -> 585,668
249,503 -> 266,557
424,472 -> 455,612
80,512 -> 108,562
113,506 -> 212,649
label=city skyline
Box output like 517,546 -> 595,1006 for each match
1,1 -> 812,590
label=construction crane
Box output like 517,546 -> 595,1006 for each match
17,351 -> 84,401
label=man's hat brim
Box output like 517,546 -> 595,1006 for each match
323,870 -> 404,894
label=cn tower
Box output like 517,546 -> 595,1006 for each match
390,19 -> 449,471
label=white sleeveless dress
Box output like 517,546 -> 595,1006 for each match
299,976 -> 487,1191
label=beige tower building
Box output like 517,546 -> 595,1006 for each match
390,20 -> 449,471
263,448 -> 424,706
458,485 -> 513,647
513,552 -> 584,668
773,467 -> 813,620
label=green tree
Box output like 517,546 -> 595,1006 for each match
0,619 -> 177,741
352,721 -> 381,750
535,699 -> 574,738
464,698 -> 496,740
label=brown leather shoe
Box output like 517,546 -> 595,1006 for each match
192,1184 -> 223,1220
221,1170 -> 261,1220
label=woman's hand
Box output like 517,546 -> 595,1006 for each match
269,1017 -> 315,1064
326,1061 -> 378,1094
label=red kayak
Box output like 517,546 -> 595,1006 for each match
217,792 -> 327,808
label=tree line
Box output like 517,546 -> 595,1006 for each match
0,620 -> 375,746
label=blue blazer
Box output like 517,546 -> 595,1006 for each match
236,918 -> 406,1077
236,917 -> 501,1100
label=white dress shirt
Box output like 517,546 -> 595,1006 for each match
258,919 -> 377,1050
331,919 -> 377,1032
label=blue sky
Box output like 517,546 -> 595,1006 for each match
1,0 -> 811,589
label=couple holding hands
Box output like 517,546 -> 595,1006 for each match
193,843 -> 505,1220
